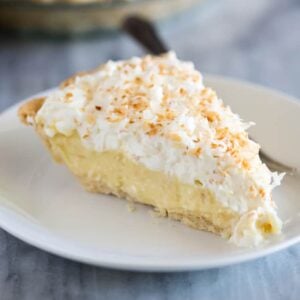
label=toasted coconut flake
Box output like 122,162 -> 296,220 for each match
259,188 -> 266,198
205,111 -> 220,123
242,159 -> 251,170
167,132 -> 182,142
189,147 -> 202,157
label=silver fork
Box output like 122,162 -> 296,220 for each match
122,16 -> 295,174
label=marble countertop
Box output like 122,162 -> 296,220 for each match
0,0 -> 300,298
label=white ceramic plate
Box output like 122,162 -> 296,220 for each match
1,76 -> 300,272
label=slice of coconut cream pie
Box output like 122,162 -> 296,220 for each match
18,52 -> 283,247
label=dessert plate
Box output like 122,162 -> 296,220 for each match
0,75 -> 300,272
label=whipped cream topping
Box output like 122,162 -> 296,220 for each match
35,52 -> 283,246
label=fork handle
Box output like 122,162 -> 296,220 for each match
122,16 -> 169,55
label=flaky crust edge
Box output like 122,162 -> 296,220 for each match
18,97 -> 45,126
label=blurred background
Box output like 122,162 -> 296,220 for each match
1,0 -> 299,112
0,0 -> 300,298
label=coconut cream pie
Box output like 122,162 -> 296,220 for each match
18,52 -> 284,247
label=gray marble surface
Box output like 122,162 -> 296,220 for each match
0,0 -> 300,299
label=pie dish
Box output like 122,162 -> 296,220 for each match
18,52 -> 284,247
0,0 -> 204,34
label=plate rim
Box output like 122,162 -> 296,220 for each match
1,75 -> 300,272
